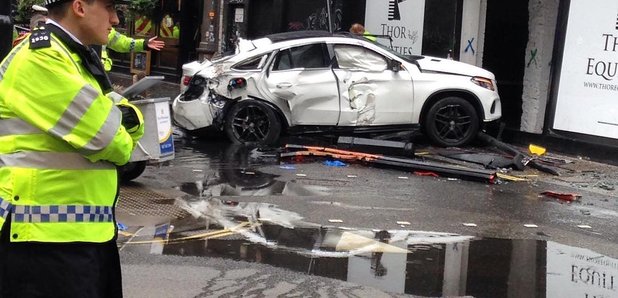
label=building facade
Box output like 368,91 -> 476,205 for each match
107,0 -> 617,148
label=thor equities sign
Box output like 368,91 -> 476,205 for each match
546,242 -> 616,298
554,0 -> 618,139
364,0 -> 425,55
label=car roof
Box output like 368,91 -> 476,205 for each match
264,30 -> 363,43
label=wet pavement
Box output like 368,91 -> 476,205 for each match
116,132 -> 618,297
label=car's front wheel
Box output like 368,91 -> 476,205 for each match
423,96 -> 479,147
224,100 -> 281,146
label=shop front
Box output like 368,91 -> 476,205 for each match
109,0 -> 203,81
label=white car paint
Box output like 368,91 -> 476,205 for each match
173,32 -> 501,145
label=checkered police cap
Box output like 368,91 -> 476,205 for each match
44,0 -> 72,7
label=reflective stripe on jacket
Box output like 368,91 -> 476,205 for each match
0,31 -> 136,243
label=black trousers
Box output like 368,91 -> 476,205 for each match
0,217 -> 123,298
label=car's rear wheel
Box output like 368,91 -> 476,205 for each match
224,100 -> 281,146
119,161 -> 147,183
423,96 -> 479,147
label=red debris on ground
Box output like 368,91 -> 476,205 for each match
540,191 -> 581,202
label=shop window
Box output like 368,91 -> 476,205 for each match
156,0 -> 181,70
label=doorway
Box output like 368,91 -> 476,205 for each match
482,0 -> 529,129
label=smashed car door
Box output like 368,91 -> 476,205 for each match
262,43 -> 340,125
331,44 -> 414,126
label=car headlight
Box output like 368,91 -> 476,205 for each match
471,77 -> 495,91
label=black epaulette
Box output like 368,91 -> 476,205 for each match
29,26 -> 51,49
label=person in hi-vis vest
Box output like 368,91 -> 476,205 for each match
159,14 -> 179,39
0,0 -> 144,296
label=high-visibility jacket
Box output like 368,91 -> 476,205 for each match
0,25 -> 137,243
364,30 -> 377,42
102,28 -> 147,71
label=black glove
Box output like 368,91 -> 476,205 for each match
119,104 -> 140,131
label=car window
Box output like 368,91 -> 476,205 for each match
233,55 -> 268,70
334,44 -> 387,72
273,44 -> 328,71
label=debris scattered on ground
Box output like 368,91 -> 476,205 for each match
438,150 -> 519,169
323,160 -> 347,167
528,144 -> 546,156
496,172 -> 530,182
280,143 -> 496,183
540,191 -> 582,202
337,136 -> 414,157
596,182 -> 616,191
117,222 -> 128,231
414,171 -> 439,178
477,132 -> 563,176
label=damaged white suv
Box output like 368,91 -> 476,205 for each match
172,31 -> 501,146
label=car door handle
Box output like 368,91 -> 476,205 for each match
276,82 -> 293,89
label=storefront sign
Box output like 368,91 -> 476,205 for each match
553,0 -> 618,139
364,0 -> 425,55
546,242 -> 617,298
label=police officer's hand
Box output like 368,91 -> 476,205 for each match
147,36 -> 165,51
119,104 -> 140,131
107,92 -> 145,145
117,100 -> 144,142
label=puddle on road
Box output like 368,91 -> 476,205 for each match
179,170 -> 329,197
171,141 -> 330,197
117,197 -> 617,297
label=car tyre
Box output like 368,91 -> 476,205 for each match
119,161 -> 147,183
224,100 -> 281,146
424,96 -> 479,147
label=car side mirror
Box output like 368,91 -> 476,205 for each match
389,60 -> 401,72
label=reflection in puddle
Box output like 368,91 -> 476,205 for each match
180,170 -> 329,197
117,197 -> 618,297
174,142 -> 328,197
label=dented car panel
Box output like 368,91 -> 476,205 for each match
265,68 -> 340,126
172,31 -> 502,146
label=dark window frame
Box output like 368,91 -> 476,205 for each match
271,43 -> 330,71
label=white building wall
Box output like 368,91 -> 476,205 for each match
459,0 -> 484,66
520,0 -> 560,133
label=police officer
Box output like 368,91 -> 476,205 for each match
100,27 -> 165,71
0,0 -> 143,296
